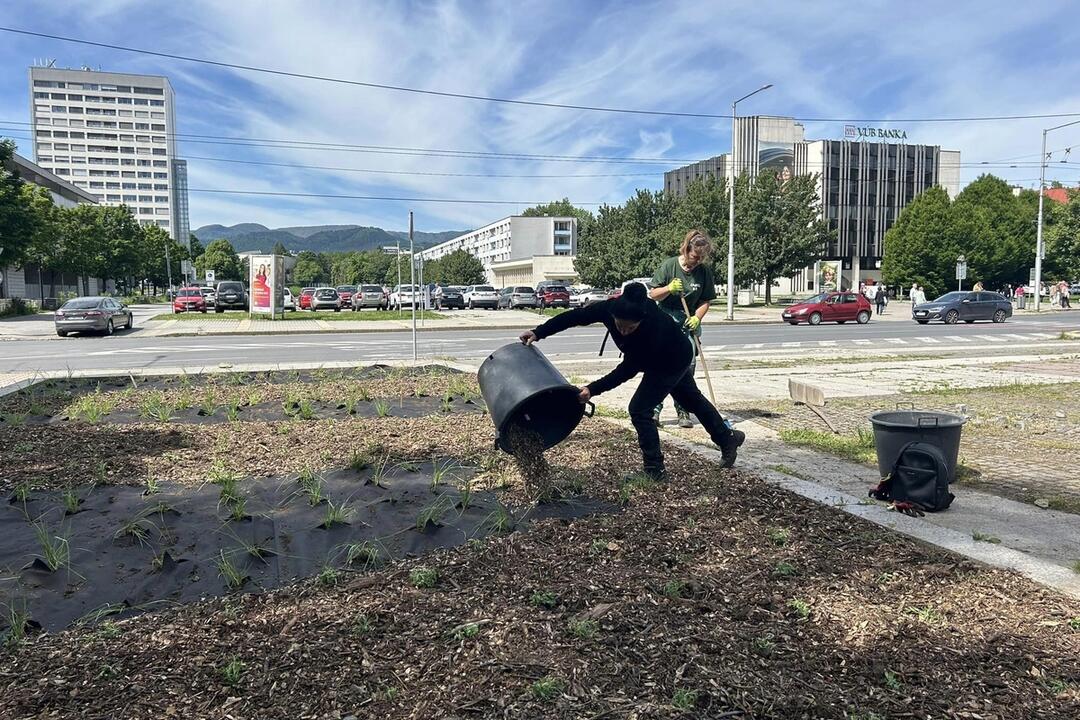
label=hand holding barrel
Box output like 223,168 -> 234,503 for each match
519,329 -> 538,345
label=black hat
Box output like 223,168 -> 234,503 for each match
611,282 -> 648,321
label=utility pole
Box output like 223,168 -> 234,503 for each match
726,84 -> 773,321
409,211 -> 417,361
1035,118 -> 1080,313
396,236 -> 402,318
164,240 -> 173,297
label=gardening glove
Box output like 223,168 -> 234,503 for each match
667,278 -> 684,295
890,500 -> 926,518
683,315 -> 701,332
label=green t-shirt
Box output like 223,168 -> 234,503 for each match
651,256 -> 716,315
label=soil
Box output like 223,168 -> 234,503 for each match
0,371 -> 1078,719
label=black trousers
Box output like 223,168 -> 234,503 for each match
628,362 -> 733,474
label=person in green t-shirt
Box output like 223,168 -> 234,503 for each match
649,230 -> 716,428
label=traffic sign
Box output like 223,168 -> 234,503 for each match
205,269 -> 215,284
955,262 -> 967,280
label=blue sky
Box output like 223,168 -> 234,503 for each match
2,0 -> 1079,234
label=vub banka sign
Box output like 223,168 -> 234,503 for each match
844,125 -> 908,140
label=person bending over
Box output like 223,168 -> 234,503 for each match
520,282 -> 745,480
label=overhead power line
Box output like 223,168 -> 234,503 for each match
6,26 -> 1080,124
187,188 -> 605,205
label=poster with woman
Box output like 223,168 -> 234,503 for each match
249,254 -> 273,313
816,260 -> 841,292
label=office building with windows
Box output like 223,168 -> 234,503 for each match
664,116 -> 961,292
28,66 -> 189,252
419,215 -> 578,287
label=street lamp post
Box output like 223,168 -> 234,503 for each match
727,83 -> 773,321
1035,118 -> 1080,312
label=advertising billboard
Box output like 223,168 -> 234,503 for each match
249,254 -> 275,314
758,141 -> 794,183
815,260 -> 841,293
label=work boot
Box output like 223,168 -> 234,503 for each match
677,411 -> 694,429
716,429 -> 746,468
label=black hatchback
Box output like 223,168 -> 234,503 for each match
912,291 -> 1012,325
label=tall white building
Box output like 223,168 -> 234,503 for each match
28,66 -> 189,252
419,215 -> 578,287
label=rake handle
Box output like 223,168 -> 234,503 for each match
679,295 -> 716,406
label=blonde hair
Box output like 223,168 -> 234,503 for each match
680,229 -> 713,259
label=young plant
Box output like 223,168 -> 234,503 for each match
373,399 -> 391,418
788,598 -> 812,620
530,676 -> 564,702
409,566 -> 438,588
174,388 -> 194,410
12,481 -> 32,504
767,527 -> 791,547
61,486 -> 82,515
220,657 -> 245,687
371,452 -> 392,488
430,457 -> 458,490
343,541 -> 380,569
3,603 -> 30,648
322,499 -> 353,528
114,514 -> 155,547
226,494 -> 248,522
440,393 -> 453,413
457,476 -> 473,511
216,550 -> 247,590
342,394 -> 359,415
356,385 -> 372,402
93,461 -> 108,485
567,618 -> 599,639
415,495 -> 453,532
143,473 -> 160,496
483,505 -> 513,534
298,469 -> 324,506
297,397 -> 316,420
317,565 -> 341,587
32,520 -> 71,571
72,391 -> 113,422
530,590 -> 558,609
225,398 -> 242,422
672,689 -> 699,711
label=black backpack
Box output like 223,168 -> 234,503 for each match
869,441 -> 954,513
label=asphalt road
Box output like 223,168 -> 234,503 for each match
2,312 -> 1078,375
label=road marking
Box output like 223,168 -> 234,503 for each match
915,337 -> 942,343
852,339 -> 872,345
885,338 -> 907,345
1001,333 -> 1031,341
744,343 -> 764,349
781,342 -> 802,348
817,341 -> 838,347
1030,332 -> 1058,339
975,335 -> 998,342
943,335 -> 971,342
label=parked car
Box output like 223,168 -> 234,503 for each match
537,284 -> 570,309
55,296 -> 133,337
335,285 -> 356,308
433,285 -> 465,310
172,286 -> 208,314
282,287 -> 296,311
912,291 -> 1012,325
199,286 -> 216,308
352,284 -> 389,310
570,287 -> 609,307
463,285 -> 499,309
214,281 -> 248,312
498,286 -> 538,309
298,287 -> 316,310
390,284 -> 422,310
782,291 -> 872,326
309,287 -> 342,312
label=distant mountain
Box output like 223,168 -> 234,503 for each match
192,224 -> 469,254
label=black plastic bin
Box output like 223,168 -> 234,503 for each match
869,406 -> 966,483
477,343 -> 593,453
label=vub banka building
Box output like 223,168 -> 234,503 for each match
664,116 -> 961,294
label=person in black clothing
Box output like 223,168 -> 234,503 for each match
519,282 -> 745,480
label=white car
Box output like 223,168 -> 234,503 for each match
199,286 -> 216,308
570,288 -> 609,307
389,284 -> 421,310
463,285 -> 499,309
282,287 -> 296,311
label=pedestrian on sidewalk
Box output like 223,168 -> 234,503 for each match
909,282 -> 918,302
1015,284 -> 1026,310
875,284 -> 888,315
520,282 -> 745,479
1051,283 -> 1061,309
647,230 -> 716,429
1059,281 -> 1071,309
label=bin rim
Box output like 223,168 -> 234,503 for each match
869,409 -> 966,430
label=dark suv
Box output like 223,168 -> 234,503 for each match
537,284 -> 570,309
214,281 -> 248,312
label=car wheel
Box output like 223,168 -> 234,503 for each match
944,310 -> 959,324
993,309 -> 1007,323
104,319 -> 114,336
916,320 -> 929,325
56,330 -> 68,337
808,312 -> 822,326
856,310 -> 870,324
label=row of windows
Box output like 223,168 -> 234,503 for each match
39,143 -> 166,157
37,129 -> 166,142
36,113 -> 166,125
36,106 -> 164,118
33,79 -> 166,95
34,91 -> 167,106
88,170 -> 168,179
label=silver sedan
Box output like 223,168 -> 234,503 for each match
55,297 -> 133,337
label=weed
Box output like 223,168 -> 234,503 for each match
416,495 -> 453,531
140,392 -> 176,422
773,561 -> 798,577
72,391 -> 113,422
373,399 -> 392,417
220,657 -> 245,687
752,633 -> 775,655
409,566 -> 438,588
592,404 -> 630,420
767,527 -> 791,546
908,606 -> 942,625
431,457 -> 458,490
972,530 -> 1001,544
174,388 -> 194,410
344,541 -> 380,569
93,461 -> 108,485
662,579 -> 685,599
672,688 -> 698,711
317,565 -> 341,587
349,448 -> 373,472
618,473 -> 660,504
114,515 -> 155,547
298,469 -> 324,506
778,428 -> 877,465
216,550 -> 247,590
568,618 -> 599,639
32,520 -> 70,571
876,571 -> 898,584
225,399 -> 241,422
198,389 -> 217,417
458,476 -> 473,510
96,621 -> 121,640
589,538 -> 610,555
451,622 -> 480,641
1045,678 -> 1075,694
440,393 -> 453,413
297,397 -> 315,420
322,499 -> 353,528
530,676 -> 564,702
151,551 -> 167,571
768,464 -> 812,481
356,385 -> 372,402
12,481 -> 31,503
1072,560 -> 1080,575
3,411 -> 27,427
342,394 -> 359,414
788,598 -> 811,619
483,505 -> 513,534
530,590 -> 558,609
143,471 -> 160,495
883,670 -> 902,691
1068,617 -> 1080,631
2,604 -> 30,648
226,495 -> 248,522
351,613 -> 373,635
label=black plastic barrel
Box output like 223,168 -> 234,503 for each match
477,343 -> 594,453
869,406 -> 966,482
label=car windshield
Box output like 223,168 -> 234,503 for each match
62,298 -> 102,310
362,285 -> 382,292
218,282 -> 243,292
178,289 -> 202,297
336,286 -> 355,293
514,287 -> 534,293
932,292 -> 967,303
316,289 -> 336,295
474,286 -> 495,292
546,286 -> 567,293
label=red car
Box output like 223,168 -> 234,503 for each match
298,287 -> 316,310
173,286 -> 207,313
537,284 -> 570,308
781,291 -> 872,326
335,285 -> 356,308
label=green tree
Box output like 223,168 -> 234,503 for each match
188,234 -> 205,261
291,250 -> 326,286
574,189 -> 674,288
141,225 -> 189,289
270,240 -> 291,257
426,249 -> 484,285
671,175 -> 729,262
521,197 -> 595,229
17,183 -> 62,299
1044,192 -> 1080,281
736,172 -> 832,304
952,174 -> 1035,289
195,238 -> 242,281
0,139 -> 37,268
